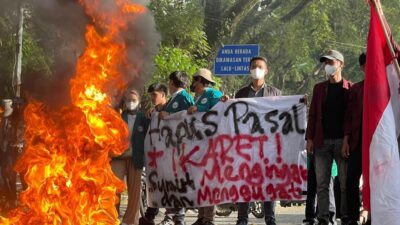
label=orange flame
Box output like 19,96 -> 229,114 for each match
0,1 -> 146,224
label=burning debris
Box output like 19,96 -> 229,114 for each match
0,0 -> 157,224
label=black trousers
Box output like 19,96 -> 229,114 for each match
144,207 -> 159,220
346,145 -> 362,222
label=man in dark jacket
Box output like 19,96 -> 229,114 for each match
342,53 -> 370,225
306,50 -> 352,225
235,56 -> 280,225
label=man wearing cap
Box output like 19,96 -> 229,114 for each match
187,68 -> 222,115
234,56 -> 280,225
187,68 -> 222,225
306,50 -> 352,225
342,53 -> 370,225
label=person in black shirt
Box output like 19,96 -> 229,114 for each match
306,50 -> 352,225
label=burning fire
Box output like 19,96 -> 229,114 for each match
0,1 -> 146,224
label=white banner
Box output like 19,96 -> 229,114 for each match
144,95 -> 307,208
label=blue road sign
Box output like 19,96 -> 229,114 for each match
214,44 -> 260,76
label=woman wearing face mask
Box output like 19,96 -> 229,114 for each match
112,88 -> 149,225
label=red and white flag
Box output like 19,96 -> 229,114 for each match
363,3 -> 400,225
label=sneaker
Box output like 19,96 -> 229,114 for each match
191,219 -> 204,225
235,219 -> 247,225
139,217 -> 155,225
158,217 -> 174,225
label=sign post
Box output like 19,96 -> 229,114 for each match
214,44 -> 260,76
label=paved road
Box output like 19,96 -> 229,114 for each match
120,199 -> 345,225
158,205 -> 306,225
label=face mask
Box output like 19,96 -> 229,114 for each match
324,64 -> 338,76
250,68 -> 265,79
189,82 -> 196,92
125,101 -> 138,111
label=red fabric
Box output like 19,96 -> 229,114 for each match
362,6 -> 393,211
344,81 -> 364,151
305,79 -> 352,149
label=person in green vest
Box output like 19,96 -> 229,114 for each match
159,71 -> 195,120
187,68 -> 222,225
112,88 -> 149,225
187,68 -> 222,115
158,71 -> 194,225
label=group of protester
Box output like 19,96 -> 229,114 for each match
113,56 -> 281,225
112,50 -> 371,225
0,51 -> 373,225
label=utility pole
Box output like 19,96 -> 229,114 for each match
12,1 -> 24,98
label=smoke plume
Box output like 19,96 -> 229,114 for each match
13,0 -> 160,107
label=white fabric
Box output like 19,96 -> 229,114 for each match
370,64 -> 400,225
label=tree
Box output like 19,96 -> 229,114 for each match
201,0 -> 400,95
149,0 -> 210,59
146,0 -> 219,94
0,2 -> 52,99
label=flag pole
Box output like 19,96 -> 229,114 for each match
371,0 -> 400,80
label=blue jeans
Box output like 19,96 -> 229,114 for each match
237,201 -> 275,225
315,139 -> 347,224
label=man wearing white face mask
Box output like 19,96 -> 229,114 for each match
235,56 -> 281,98
306,50 -> 352,225
234,56 -> 280,225
112,88 -> 149,225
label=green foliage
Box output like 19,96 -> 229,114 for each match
143,46 -> 221,108
149,0 -> 210,58
2,0 -> 400,101
0,11 -> 52,99
215,0 -> 400,95
151,46 -> 206,84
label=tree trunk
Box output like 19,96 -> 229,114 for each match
13,2 -> 24,98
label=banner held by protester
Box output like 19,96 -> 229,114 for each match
144,95 -> 307,208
